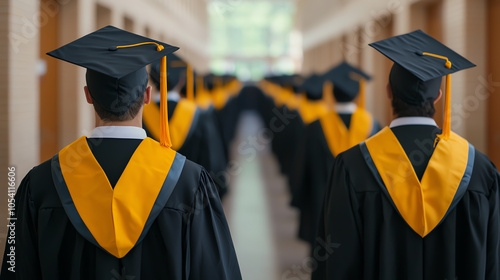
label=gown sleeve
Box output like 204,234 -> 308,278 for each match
0,171 -> 42,280
187,169 -> 241,280
312,154 -> 362,280
486,169 -> 500,280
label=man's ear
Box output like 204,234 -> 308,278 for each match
144,86 -> 152,105
386,83 -> 393,100
434,89 -> 443,105
84,86 -> 93,104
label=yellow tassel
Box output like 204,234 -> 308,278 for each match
440,74 -> 451,140
160,56 -> 172,147
116,41 -> 172,147
421,52 -> 452,142
187,64 -> 194,101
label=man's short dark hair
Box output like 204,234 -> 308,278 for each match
92,93 -> 145,122
392,93 -> 436,118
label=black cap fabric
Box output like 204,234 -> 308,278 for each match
324,62 -> 371,102
47,25 -> 179,114
299,74 -> 324,100
369,29 -> 475,105
203,74 -> 216,91
150,53 -> 187,92
271,74 -> 303,93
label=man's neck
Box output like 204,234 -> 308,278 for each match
94,111 -> 143,128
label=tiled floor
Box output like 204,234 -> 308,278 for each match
223,112 -> 310,280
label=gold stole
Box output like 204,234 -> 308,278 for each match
58,137 -> 177,258
365,127 -> 470,237
299,99 -> 328,125
212,82 -> 242,110
212,87 -> 228,110
196,89 -> 213,109
320,108 -> 373,157
143,99 -> 198,150
275,88 -> 298,109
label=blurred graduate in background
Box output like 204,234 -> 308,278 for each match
144,54 -> 229,197
292,62 -> 381,250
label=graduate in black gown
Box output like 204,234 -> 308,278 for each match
144,55 -> 229,197
294,62 -> 380,249
207,74 -> 242,166
289,73 -> 330,206
262,75 -> 304,177
0,26 -> 241,280
313,30 -> 500,280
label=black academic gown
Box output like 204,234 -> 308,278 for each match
144,100 -> 229,198
292,113 -> 380,248
271,105 -> 303,177
212,95 -> 241,165
312,125 -> 500,280
0,138 -> 241,280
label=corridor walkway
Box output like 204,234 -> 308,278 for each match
223,111 -> 309,280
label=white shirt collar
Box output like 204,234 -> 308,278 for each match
167,91 -> 181,102
153,91 -> 181,103
390,117 -> 438,128
335,102 -> 357,114
89,126 -> 147,139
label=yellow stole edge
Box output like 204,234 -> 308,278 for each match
299,99 -> 328,125
169,99 -> 198,150
320,108 -> 373,157
58,137 -> 177,258
364,127 -> 471,237
143,100 -> 198,151
143,101 -> 161,141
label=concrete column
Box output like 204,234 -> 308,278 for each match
58,0 -> 95,148
361,32 -> 379,122
0,0 -> 40,258
343,28 -> 360,66
442,0 -> 487,150
110,5 -> 123,29
394,2 -> 411,35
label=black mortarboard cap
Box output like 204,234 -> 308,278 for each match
204,74 -> 216,91
324,62 -> 371,102
274,74 -> 303,93
369,29 -> 475,105
47,25 -> 179,115
299,74 -> 325,100
150,53 -> 187,92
